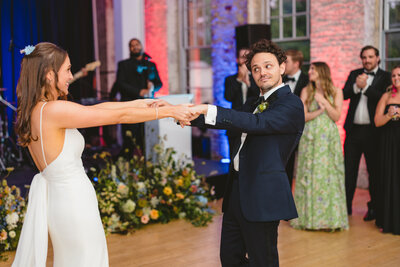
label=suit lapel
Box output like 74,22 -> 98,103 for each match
370,68 -> 383,89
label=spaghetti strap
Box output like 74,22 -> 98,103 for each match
40,102 -> 48,167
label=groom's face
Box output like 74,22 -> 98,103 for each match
250,52 -> 285,94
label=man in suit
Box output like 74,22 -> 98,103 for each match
343,45 -> 391,221
282,49 -> 309,187
224,47 -> 260,158
190,39 -> 304,266
111,38 -> 162,153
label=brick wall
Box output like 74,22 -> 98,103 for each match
310,0 -> 365,142
145,0 -> 169,96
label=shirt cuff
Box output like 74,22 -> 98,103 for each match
353,83 -> 361,94
205,104 -> 217,125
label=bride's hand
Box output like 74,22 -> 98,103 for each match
169,104 -> 194,127
150,99 -> 173,108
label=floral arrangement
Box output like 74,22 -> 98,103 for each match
88,142 -> 215,234
0,179 -> 26,261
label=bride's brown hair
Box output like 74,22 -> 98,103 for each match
15,42 -> 68,146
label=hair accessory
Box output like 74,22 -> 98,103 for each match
20,45 -> 35,55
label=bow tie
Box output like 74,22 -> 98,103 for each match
285,77 -> 296,82
364,71 -> 375,76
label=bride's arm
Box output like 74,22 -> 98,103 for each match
45,100 -> 193,129
91,99 -> 165,109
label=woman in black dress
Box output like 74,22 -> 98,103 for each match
374,65 -> 400,235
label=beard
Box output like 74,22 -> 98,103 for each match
130,51 -> 143,58
259,78 -> 280,94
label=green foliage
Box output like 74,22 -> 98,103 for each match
89,143 -> 215,235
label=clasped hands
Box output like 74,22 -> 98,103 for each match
314,92 -> 328,111
387,105 -> 399,119
142,99 -> 208,127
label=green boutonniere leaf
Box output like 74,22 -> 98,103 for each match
256,102 -> 269,113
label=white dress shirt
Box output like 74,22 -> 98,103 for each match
353,66 -> 378,125
286,70 -> 301,93
205,83 -> 285,171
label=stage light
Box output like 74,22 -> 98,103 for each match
220,158 -> 230,164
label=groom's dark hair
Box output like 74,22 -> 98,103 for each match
245,39 -> 287,71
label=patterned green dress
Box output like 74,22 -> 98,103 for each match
290,98 -> 349,230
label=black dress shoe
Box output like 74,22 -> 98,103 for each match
363,209 -> 375,221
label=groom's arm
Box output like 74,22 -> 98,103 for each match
191,100 -> 304,135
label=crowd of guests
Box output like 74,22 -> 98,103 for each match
224,45 -> 399,235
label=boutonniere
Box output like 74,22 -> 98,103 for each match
256,101 -> 269,113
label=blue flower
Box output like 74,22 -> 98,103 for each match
21,45 -> 35,55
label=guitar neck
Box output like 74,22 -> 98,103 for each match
70,71 -> 84,84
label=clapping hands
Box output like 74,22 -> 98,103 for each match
314,92 -> 327,111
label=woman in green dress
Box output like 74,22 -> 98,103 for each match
291,62 -> 349,230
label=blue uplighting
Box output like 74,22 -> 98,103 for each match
220,158 -> 230,164
93,177 -> 98,182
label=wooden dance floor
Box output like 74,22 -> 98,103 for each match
2,188 -> 399,266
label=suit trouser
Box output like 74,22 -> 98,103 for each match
344,125 -> 378,214
220,171 -> 280,267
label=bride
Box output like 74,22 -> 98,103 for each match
12,42 -> 194,267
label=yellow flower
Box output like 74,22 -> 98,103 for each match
150,209 -> 159,220
178,179 -> 184,187
4,186 -> 10,194
176,193 -> 184,199
138,198 -> 148,208
6,167 -> 14,172
163,186 -> 172,196
135,209 -> 143,217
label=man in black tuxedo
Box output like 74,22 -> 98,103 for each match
343,45 -> 391,221
224,47 -> 260,157
282,49 -> 309,187
191,39 -> 304,266
111,38 -> 162,153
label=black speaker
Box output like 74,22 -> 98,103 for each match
235,24 -> 271,55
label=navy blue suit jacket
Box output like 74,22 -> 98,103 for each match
193,85 -> 304,221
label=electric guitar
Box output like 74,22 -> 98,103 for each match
70,60 -> 101,84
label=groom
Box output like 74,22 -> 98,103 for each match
190,39 -> 304,266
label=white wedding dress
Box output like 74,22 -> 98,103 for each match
12,102 -> 108,267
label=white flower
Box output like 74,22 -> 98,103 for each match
121,199 -> 136,213
6,212 -> 19,227
110,213 -> 120,223
160,178 -> 167,186
9,230 -> 16,238
137,182 -> 146,193
178,212 -> 186,219
117,183 -> 129,197
111,165 -> 117,179
142,207 -> 152,216
150,196 -> 160,207
193,179 -> 200,186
